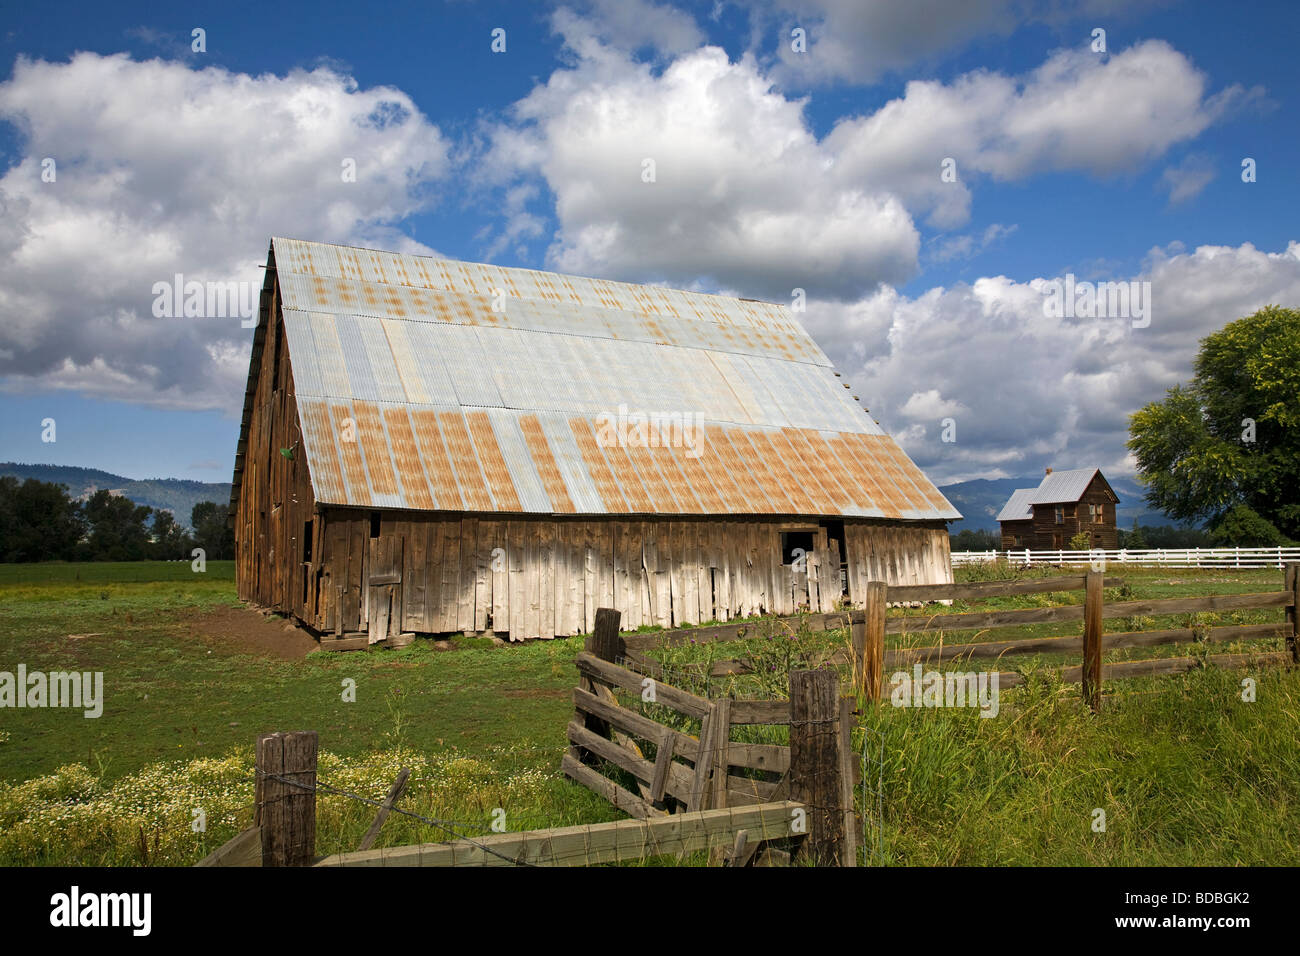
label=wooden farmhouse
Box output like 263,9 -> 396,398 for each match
996,467 -> 1120,550
230,237 -> 961,644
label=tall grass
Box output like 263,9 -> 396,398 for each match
855,662 -> 1300,865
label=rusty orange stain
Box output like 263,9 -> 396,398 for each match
328,402 -> 372,507
382,406 -> 435,509
298,400 -> 346,502
864,435 -> 928,512
624,441 -> 678,513
671,441 -> 725,514
439,411 -> 495,511
854,435 -> 916,515
695,427 -> 749,513
795,430 -> 853,509
351,401 -> 400,498
651,443 -> 703,513
722,428 -> 789,513
766,429 -> 831,515
881,438 -> 950,512
569,418 -> 630,513
744,431 -> 808,514
599,441 -> 655,513
465,411 -> 523,512
827,434 -> 890,515
409,409 -> 463,510
518,414 -> 575,513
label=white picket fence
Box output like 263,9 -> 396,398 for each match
952,547 -> 1300,570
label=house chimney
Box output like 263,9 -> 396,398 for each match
1045,467 -> 1053,475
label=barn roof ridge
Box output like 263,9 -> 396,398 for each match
270,235 -> 790,310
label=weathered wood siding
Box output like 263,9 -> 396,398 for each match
304,513 -> 951,642
843,521 -> 952,600
999,519 -> 1034,549
1025,474 -> 1119,550
233,286 -> 318,620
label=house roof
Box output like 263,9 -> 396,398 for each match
996,467 -> 1118,523
233,237 -> 961,520
996,488 -> 1036,522
1028,468 -> 1104,505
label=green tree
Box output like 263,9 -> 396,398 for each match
150,510 -> 194,560
1118,520 -> 1147,549
83,489 -> 153,561
0,477 -> 86,561
1209,504 -> 1289,546
950,528 -> 1001,551
191,501 -> 234,560
1128,305 -> 1300,537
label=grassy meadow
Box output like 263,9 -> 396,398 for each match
0,559 -> 1296,865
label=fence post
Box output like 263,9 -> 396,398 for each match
587,607 -> 624,663
1287,563 -> 1299,665
579,608 -> 623,746
1081,571 -> 1104,713
852,581 -> 886,701
789,668 -> 847,866
255,730 -> 318,866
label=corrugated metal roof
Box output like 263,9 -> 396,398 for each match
996,488 -> 1036,521
1028,468 -> 1102,505
268,237 -> 960,520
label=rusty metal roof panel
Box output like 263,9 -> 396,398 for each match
484,408 -> 553,513
270,237 -> 959,521
537,412 -> 604,514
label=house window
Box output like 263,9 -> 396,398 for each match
1054,505 -> 1064,524
1091,503 -> 1104,524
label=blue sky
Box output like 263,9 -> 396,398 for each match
1,0 -> 1297,485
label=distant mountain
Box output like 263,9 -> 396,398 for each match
938,475 -> 1180,534
0,463 -> 231,530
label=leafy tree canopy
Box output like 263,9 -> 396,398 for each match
1128,305 -> 1300,537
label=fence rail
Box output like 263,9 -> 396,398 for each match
620,566 -> 1299,712
566,608 -> 860,866
952,546 -> 1300,569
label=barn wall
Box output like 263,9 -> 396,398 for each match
233,280 -> 318,622
842,521 -> 952,601
304,512 -> 951,642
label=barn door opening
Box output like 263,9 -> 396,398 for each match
779,529 -> 814,611
367,534 -> 403,645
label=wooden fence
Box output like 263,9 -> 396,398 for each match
565,607 -> 859,865
622,566 -> 1299,714
953,546 -> 1300,569
196,726 -> 810,868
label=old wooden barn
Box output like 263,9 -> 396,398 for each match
230,237 -> 961,644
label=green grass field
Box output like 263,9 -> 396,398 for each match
0,560 -> 1296,865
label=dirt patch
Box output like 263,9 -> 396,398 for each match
185,605 -> 319,660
